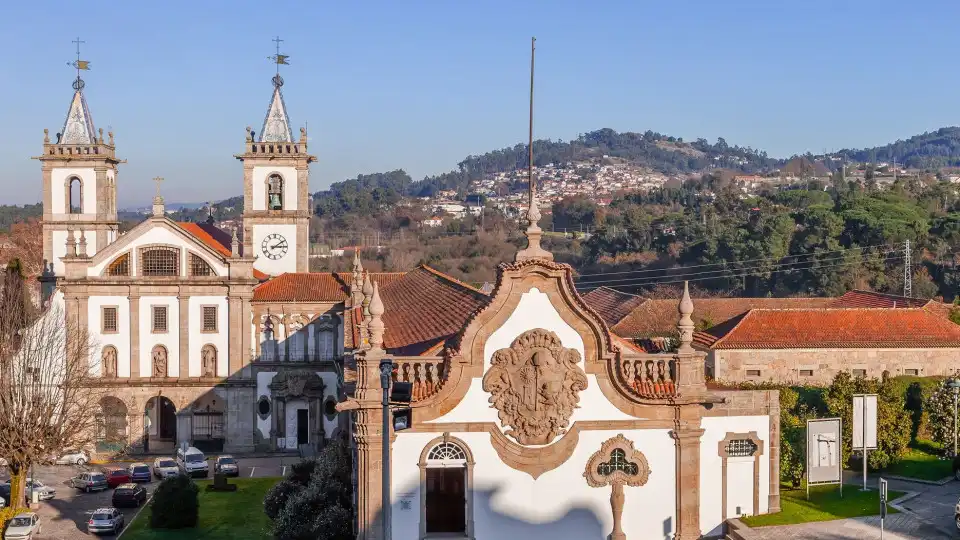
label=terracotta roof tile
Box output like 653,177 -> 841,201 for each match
610,297 -> 834,339
252,272 -> 405,302
380,266 -> 490,355
698,308 -> 960,349
581,287 -> 646,327
831,290 -> 930,309
176,222 -> 233,257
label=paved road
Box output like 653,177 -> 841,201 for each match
0,457 -> 287,539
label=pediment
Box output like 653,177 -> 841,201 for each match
88,218 -> 228,276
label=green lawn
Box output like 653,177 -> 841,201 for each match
742,484 -> 902,528
122,477 -> 278,540
883,440 -> 954,481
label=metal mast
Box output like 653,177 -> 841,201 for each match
903,239 -> 912,297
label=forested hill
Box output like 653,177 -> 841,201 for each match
831,127 -> 960,169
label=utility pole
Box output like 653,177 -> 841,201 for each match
903,239 -> 912,298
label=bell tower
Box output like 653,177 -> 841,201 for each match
35,39 -> 120,275
236,38 -> 314,276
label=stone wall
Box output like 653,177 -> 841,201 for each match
711,348 -> 960,386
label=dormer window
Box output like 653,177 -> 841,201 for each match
267,174 -> 283,210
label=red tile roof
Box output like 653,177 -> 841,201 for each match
608,297 -> 834,338
697,308 -> 960,349
252,272 -> 405,302
581,287 -> 646,327
831,290 -> 930,309
176,222 -> 232,257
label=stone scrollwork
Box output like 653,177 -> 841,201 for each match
584,434 -> 651,540
481,329 -> 588,446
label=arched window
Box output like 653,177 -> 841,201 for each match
140,246 -> 180,276
420,437 -> 474,537
106,253 -> 130,276
68,177 -> 82,214
189,253 -> 214,276
267,174 -> 283,210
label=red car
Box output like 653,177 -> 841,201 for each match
102,468 -> 131,488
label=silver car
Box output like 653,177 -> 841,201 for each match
70,472 -> 108,493
152,457 -> 179,479
5,479 -> 55,501
53,449 -> 89,466
4,512 -> 41,539
87,507 -> 124,535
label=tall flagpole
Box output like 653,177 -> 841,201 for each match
515,36 -> 552,262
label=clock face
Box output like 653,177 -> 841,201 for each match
261,233 -> 289,260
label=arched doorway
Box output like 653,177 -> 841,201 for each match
144,396 -> 177,452
96,397 -> 129,453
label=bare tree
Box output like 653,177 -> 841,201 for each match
0,260 -> 102,511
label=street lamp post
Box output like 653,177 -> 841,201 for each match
949,379 -> 960,457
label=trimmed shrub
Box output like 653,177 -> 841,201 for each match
149,474 -> 199,529
264,479 -> 303,521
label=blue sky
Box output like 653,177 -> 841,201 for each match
2,0 -> 958,207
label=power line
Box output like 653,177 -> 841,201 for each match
573,242 -> 899,280
575,245 -> 901,287
578,251 -> 906,291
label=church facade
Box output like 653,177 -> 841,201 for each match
38,67 -> 781,538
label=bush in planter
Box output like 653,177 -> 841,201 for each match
150,474 -> 199,529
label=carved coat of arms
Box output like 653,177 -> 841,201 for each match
482,329 -> 588,445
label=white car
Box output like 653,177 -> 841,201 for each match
152,457 -> 179,479
53,449 -> 89,466
5,479 -> 55,501
4,512 -> 41,539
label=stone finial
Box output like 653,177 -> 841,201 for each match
152,195 -> 165,217
65,229 -> 77,257
77,230 -> 88,257
300,126 -> 307,144
108,131 -> 114,145
362,272 -> 373,318
678,281 -> 695,351
98,128 -> 104,144
368,282 -> 385,349
245,126 -> 253,143
43,129 -> 50,144
230,228 -> 239,256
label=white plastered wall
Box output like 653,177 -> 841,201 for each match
89,226 -> 227,277
188,296 -> 229,377
87,296 -> 131,377
51,167 -> 97,216
251,166 -> 298,211
138,296 -> 179,377
250,223 -> 298,275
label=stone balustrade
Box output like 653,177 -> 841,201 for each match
392,358 -> 446,402
44,143 -> 115,158
619,357 -> 678,398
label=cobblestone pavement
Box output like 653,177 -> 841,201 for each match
0,456 -> 287,539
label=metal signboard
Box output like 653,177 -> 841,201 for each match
852,394 -> 878,450
807,418 -> 842,485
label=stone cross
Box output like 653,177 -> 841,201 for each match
152,176 -> 164,197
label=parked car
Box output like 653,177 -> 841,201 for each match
4,512 -> 41,539
152,457 -> 179,479
129,463 -> 151,483
70,472 -> 109,493
0,485 -> 28,507
176,446 -> 208,478
53,449 -> 89,466
87,507 -> 124,535
111,483 -> 147,508
101,468 -> 130,489
213,455 -> 240,477
4,479 -> 55,501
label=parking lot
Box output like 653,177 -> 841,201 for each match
0,456 -> 288,539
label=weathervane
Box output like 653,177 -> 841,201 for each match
66,37 -> 90,91
267,36 -> 290,88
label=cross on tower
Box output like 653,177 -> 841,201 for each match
268,36 -> 289,87
67,37 -> 90,90
152,176 -> 164,197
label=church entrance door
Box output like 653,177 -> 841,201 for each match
425,468 -> 466,534
296,409 -> 309,446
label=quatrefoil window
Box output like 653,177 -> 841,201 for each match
597,448 -> 640,477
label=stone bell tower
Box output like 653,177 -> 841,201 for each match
236,38 -> 314,276
35,43 -> 121,276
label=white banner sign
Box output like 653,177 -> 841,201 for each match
852,394 -> 878,450
807,418 -> 842,484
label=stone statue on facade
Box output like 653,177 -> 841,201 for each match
152,347 -> 167,378
102,346 -> 117,378
201,345 -> 217,377
482,329 -> 588,446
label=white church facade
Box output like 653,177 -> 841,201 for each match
37,63 -> 780,539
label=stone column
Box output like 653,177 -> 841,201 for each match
228,296 -> 242,377
77,295 -> 90,369
768,392 -> 782,513
178,295 -> 189,378
671,407 -> 705,540
240,297 -> 253,378
129,288 -> 140,378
